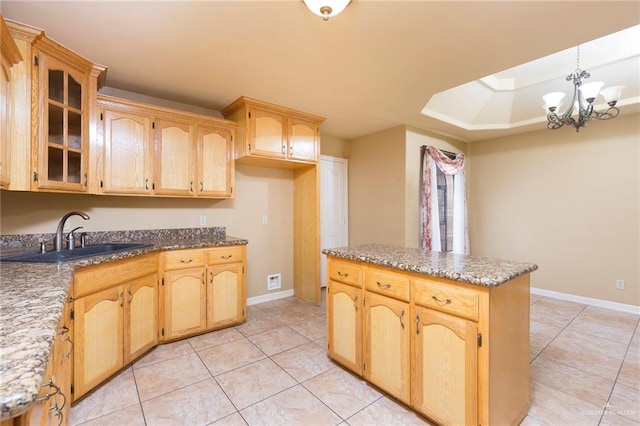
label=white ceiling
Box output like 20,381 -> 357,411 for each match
2,0 -> 639,142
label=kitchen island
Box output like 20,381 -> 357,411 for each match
0,227 -> 247,424
323,244 -> 538,426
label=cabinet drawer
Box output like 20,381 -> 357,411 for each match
74,253 -> 158,298
328,259 -> 363,287
413,278 -> 479,321
365,267 -> 410,301
207,246 -> 244,265
163,249 -> 206,270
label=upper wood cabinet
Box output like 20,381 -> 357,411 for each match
96,95 -> 236,198
221,96 -> 324,167
1,15 -> 23,189
5,19 -> 105,193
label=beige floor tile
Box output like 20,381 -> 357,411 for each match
600,408 -> 640,425
216,358 -> 297,410
198,338 -> 265,376
211,412 -> 248,425
315,336 -> 327,349
303,367 -> 383,420
188,327 -> 245,352
132,339 -> 194,369
271,341 -> 336,382
540,329 -> 626,380
518,415 -> 548,425
142,378 -> 235,426
248,326 -> 310,356
75,403 -> 145,426
239,385 -> 341,425
530,297 -> 585,328
346,396 -> 433,425
606,382 -> 640,423
288,315 -> 327,341
565,306 -> 638,344
527,381 -> 603,426
234,309 -> 283,337
133,352 -> 210,401
617,358 -> 640,390
530,354 -> 615,407
530,320 -> 563,355
70,367 -> 139,425
530,294 -> 544,304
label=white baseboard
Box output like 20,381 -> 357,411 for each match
247,289 -> 294,306
531,287 -> 640,315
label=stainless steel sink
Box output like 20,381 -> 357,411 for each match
0,243 -> 152,263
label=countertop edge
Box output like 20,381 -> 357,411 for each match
323,244 -> 538,287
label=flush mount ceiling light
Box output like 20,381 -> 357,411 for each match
302,0 -> 352,21
543,46 -> 623,132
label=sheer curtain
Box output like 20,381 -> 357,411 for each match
419,146 -> 469,255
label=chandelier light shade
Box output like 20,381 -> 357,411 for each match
543,46 -> 623,132
302,0 -> 352,21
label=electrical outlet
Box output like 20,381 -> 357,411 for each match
616,279 -> 625,290
262,214 -> 268,224
267,273 -> 281,290
199,216 -> 207,226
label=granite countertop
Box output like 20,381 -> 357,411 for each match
0,228 -> 248,420
323,243 -> 538,287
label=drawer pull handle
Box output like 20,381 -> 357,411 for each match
415,315 -> 420,334
432,295 -> 452,305
337,271 -> 349,278
64,336 -> 74,359
399,309 -> 405,329
58,325 -> 69,336
180,259 -> 193,264
353,295 -> 358,311
376,281 -> 391,290
120,291 -> 125,307
210,271 -> 214,284
128,289 -> 133,304
221,254 -> 233,259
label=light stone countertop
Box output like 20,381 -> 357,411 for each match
0,228 -> 247,420
322,243 -> 538,287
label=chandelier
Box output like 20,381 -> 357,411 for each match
542,46 -> 623,132
302,0 -> 352,21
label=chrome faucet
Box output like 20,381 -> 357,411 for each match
54,211 -> 90,252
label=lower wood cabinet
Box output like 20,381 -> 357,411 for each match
15,295 -> 73,426
326,280 -> 362,375
363,291 -> 410,404
72,254 -> 158,400
411,305 -> 478,426
160,246 -> 246,341
325,256 -> 531,426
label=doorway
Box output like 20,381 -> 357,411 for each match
320,155 -> 349,288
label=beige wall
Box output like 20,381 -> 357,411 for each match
0,165 -> 294,300
468,113 -> 639,306
320,134 -> 349,159
348,125 -> 466,248
348,126 -> 406,246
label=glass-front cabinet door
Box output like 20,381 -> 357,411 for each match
35,52 -> 89,191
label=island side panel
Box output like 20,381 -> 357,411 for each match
488,273 -> 531,425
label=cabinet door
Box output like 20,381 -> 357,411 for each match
197,125 -> 234,197
74,285 -> 124,398
327,280 -> 362,375
163,267 -> 206,339
412,306 -> 478,426
363,291 -> 410,403
288,117 -> 318,161
154,119 -> 194,196
101,107 -> 153,194
124,273 -> 158,363
206,263 -> 245,329
248,107 -> 285,158
35,52 -> 89,192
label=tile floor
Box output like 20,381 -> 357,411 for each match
70,291 -> 639,426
